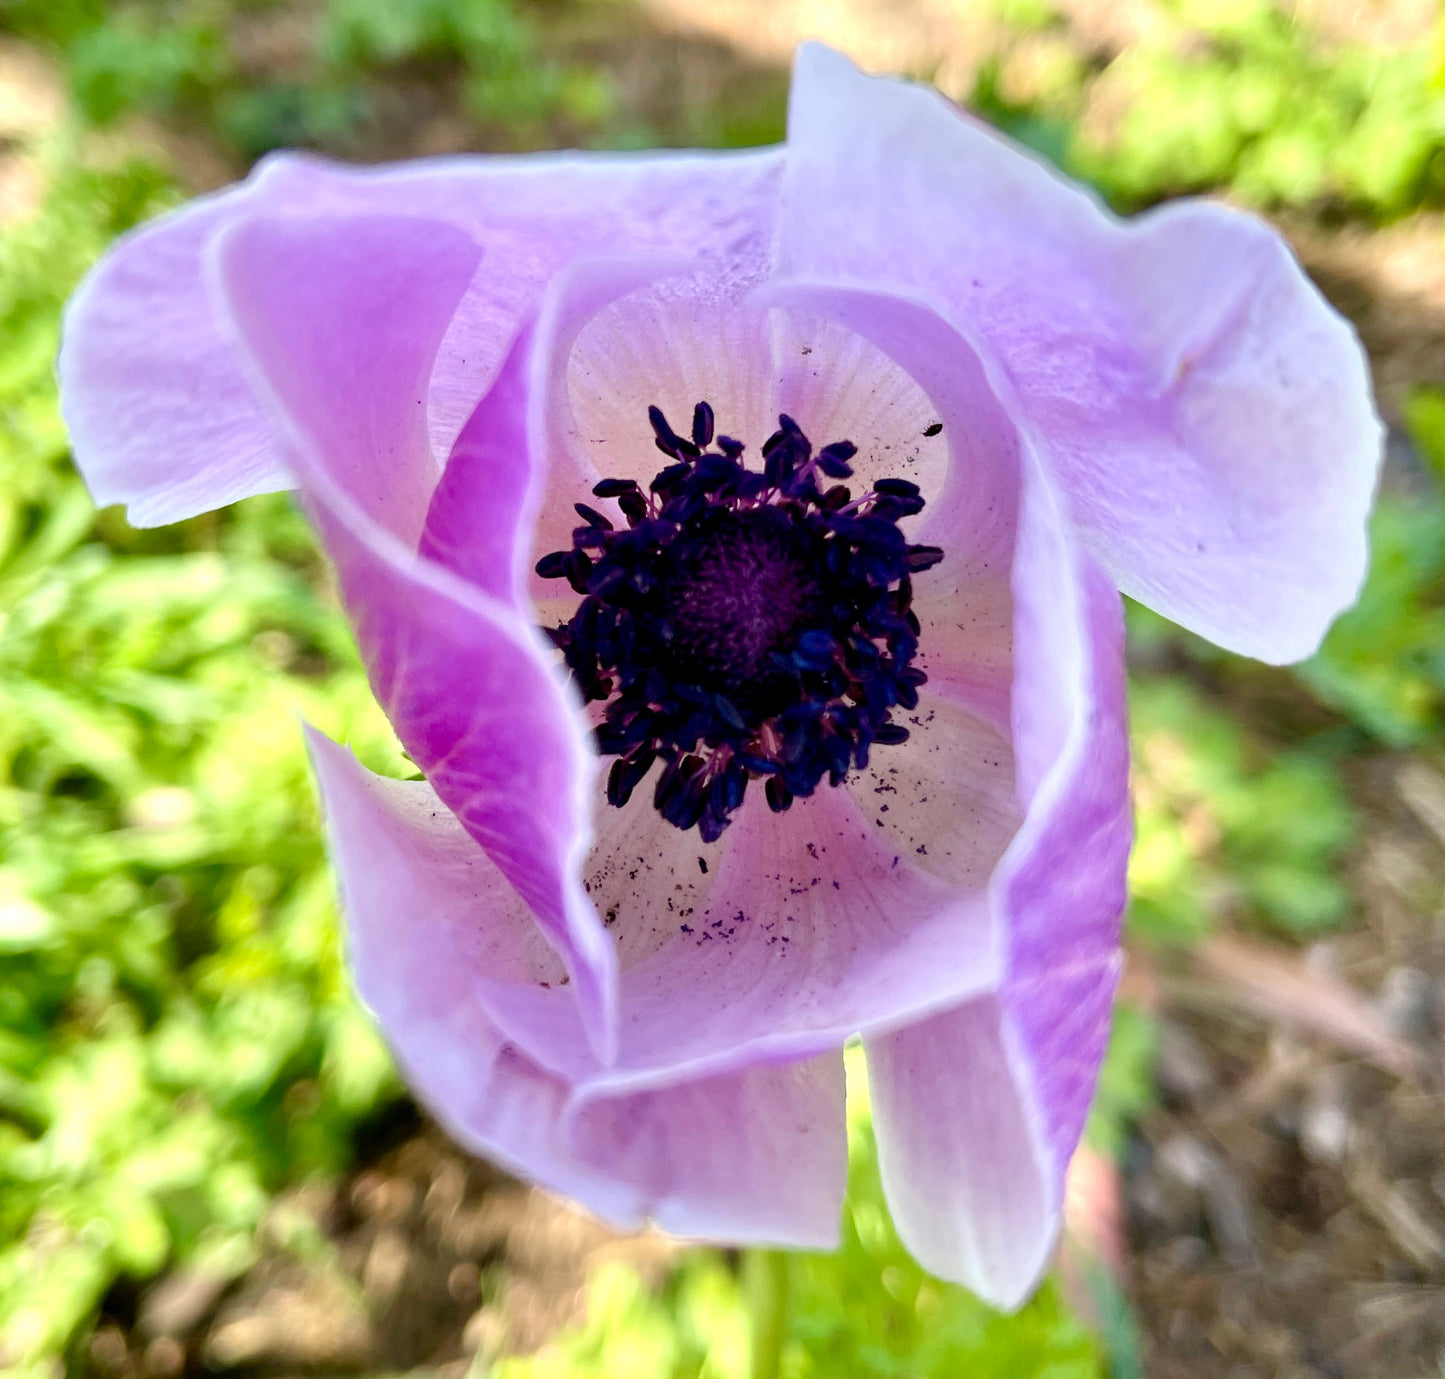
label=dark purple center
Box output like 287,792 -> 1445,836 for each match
536,402 -> 942,843
658,505 -> 823,716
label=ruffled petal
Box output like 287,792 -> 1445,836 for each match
567,1054 -> 846,1247
212,212 -> 616,1058
212,211 -> 478,545
418,319 -> 540,603
864,997 -> 1053,1309
994,456 -> 1130,1170
60,147 -> 783,527
311,729 -> 846,1246
59,180 -> 296,525
866,443 -> 1128,1299
780,43 -> 1382,663
306,727 -> 589,1067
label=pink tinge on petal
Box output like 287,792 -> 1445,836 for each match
425,255 -> 679,610
311,729 -> 847,1245
996,460 -> 1130,1162
419,320 -> 539,603
213,213 -> 616,1058
865,997 -> 1054,1309
210,212 -> 477,545
568,1053 -> 847,1247
60,146 -> 784,528
864,446 -> 1128,1300
59,182 -> 296,525
260,150 -> 787,466
780,43 -> 1382,663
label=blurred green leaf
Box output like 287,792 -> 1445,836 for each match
0,145 -> 410,1361
1128,678 -> 1353,942
1085,1004 -> 1157,1161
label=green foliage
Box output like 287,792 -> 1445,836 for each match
322,0 -> 524,65
1126,676 -> 1354,943
0,150 -> 407,1365
320,0 -> 560,129
1086,27 -> 1445,212
0,0 -> 569,159
977,4 -> 1445,217
496,1049 -> 1104,1379
67,6 -> 231,126
1,0 -> 236,128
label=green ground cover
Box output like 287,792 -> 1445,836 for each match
1,0 -> 561,157
977,0 -> 1445,216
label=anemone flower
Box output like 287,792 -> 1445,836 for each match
59,44 -> 1380,1307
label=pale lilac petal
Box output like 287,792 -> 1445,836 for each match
60,148 -> 783,527
602,777 -> 1001,1085
59,182 -> 295,525
866,448 -> 1128,1299
305,727 -> 589,1068
212,213 -> 616,1057
212,212 -> 477,545
781,43 -> 1382,662
568,1054 -> 846,1246
865,998 -> 1053,1309
311,729 -> 846,1245
844,695 -> 1020,890
995,461 -> 1130,1164
256,151 -> 784,463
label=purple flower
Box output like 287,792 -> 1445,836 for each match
59,45 -> 1379,1305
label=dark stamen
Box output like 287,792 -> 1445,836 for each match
535,404 -> 940,842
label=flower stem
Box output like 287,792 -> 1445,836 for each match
745,1248 -> 790,1379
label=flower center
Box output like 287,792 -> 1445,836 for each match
658,505 -> 823,716
536,402 -> 943,843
